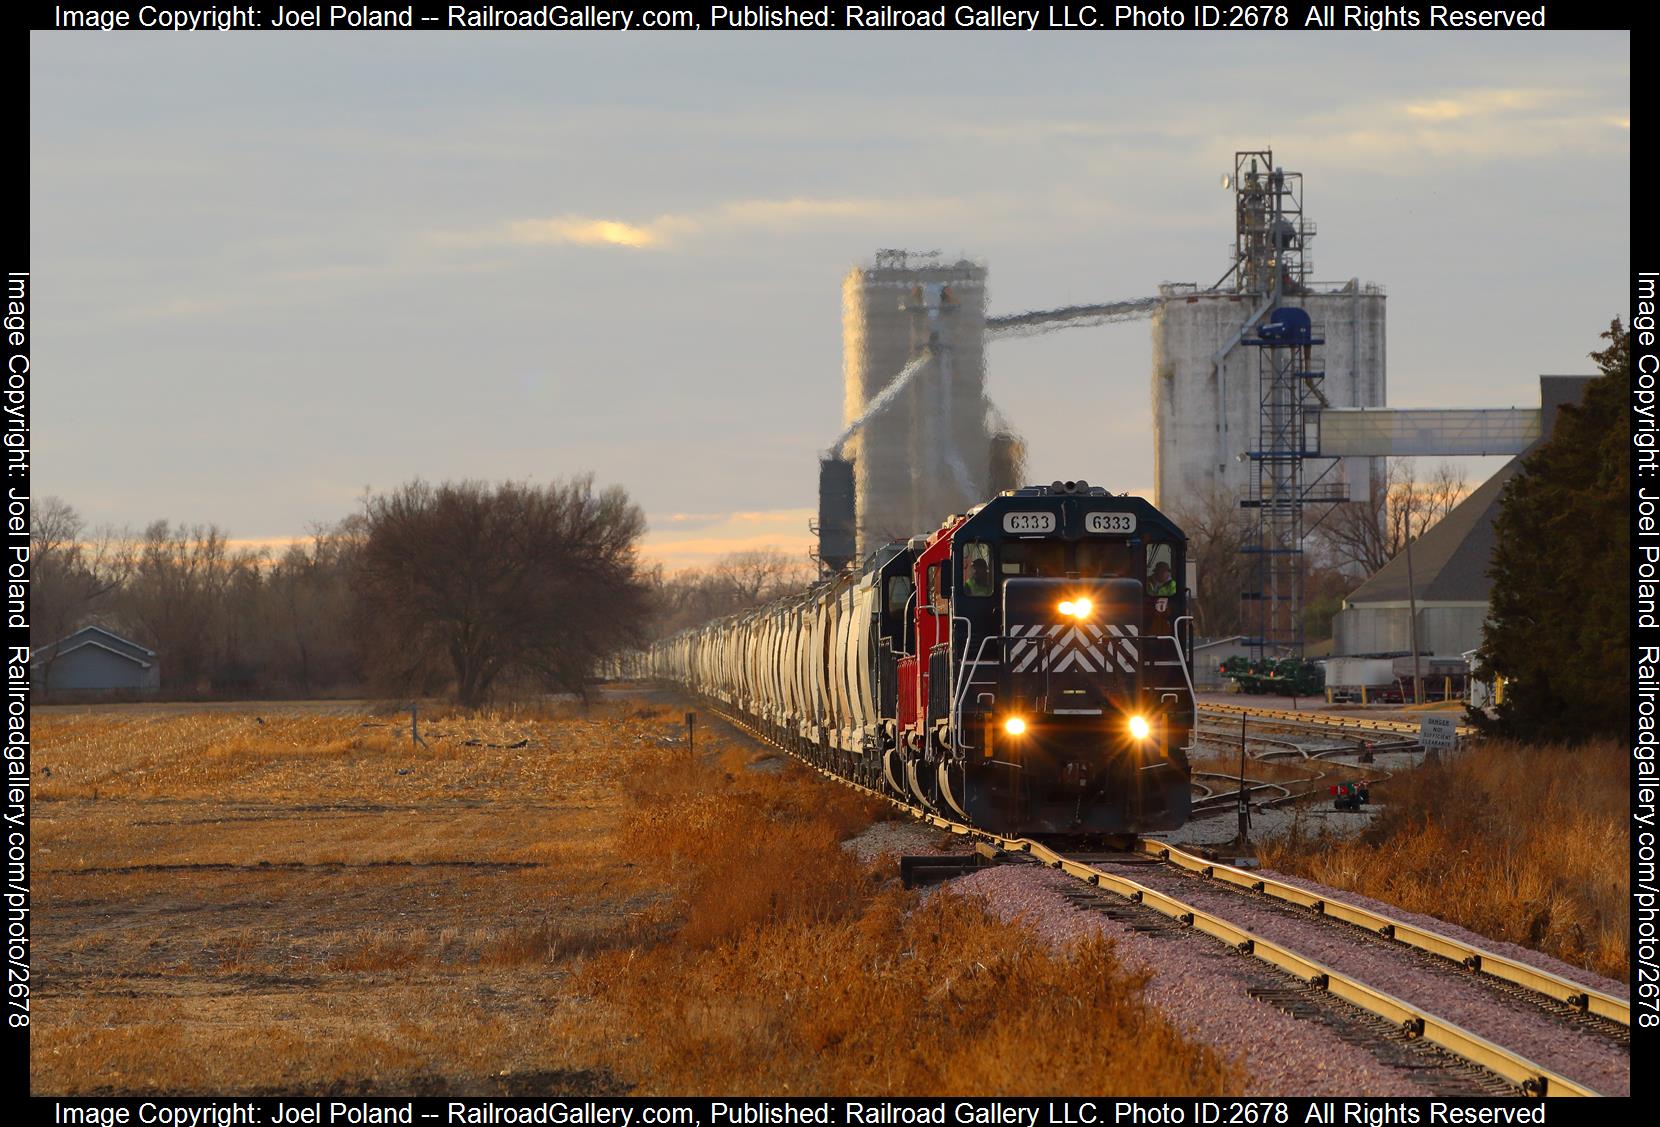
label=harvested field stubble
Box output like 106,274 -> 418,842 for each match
31,700 -> 663,1095
33,696 -> 1238,1095
1259,738 -> 1630,981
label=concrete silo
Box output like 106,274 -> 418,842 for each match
841,250 -> 992,559
1153,283 -> 1387,508
1151,151 -> 1387,655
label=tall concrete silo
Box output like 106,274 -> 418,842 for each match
1152,151 -> 1387,517
1152,151 -> 1389,656
1152,283 -> 1387,508
842,251 -> 991,558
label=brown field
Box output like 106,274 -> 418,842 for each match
1259,739 -> 1631,981
32,692 -> 1239,1095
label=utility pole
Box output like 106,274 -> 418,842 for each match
1404,492 -> 1423,706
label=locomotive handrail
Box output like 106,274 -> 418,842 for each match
1174,614 -> 1194,658
951,627 -> 997,754
1145,624 -> 1199,754
1172,616 -> 1198,719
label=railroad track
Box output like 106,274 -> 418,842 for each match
1186,728 -> 1396,816
1193,720 -> 1407,754
697,697 -> 1623,1097
1126,840 -> 1629,1033
1200,701 -> 1477,739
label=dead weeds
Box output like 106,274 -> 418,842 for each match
1260,738 -> 1630,981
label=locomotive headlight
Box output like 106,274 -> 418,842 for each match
1058,598 -> 1093,619
1127,714 -> 1152,741
1058,600 -> 1075,617
1003,716 -> 1027,736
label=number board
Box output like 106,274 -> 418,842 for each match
1001,511 -> 1056,535
1085,511 -> 1137,535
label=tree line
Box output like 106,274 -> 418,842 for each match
1166,457 -> 1467,644
31,477 -> 811,707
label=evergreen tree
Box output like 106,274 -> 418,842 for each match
1474,320 -> 1630,740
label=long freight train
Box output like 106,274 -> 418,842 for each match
647,481 -> 1195,837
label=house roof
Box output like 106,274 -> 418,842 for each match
31,624 -> 156,667
1344,376 -> 1593,608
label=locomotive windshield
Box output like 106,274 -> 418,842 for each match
972,540 -> 1171,588
998,540 -> 1067,577
1076,540 -> 1133,577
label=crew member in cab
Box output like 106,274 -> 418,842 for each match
963,543 -> 994,597
1146,550 -> 1178,635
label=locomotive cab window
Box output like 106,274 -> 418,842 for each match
999,540 -> 1066,578
1077,540 -> 1133,578
961,542 -> 993,597
926,563 -> 951,615
886,575 -> 913,616
886,574 -> 914,652
1146,543 -> 1177,596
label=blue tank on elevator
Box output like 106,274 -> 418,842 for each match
1256,307 -> 1314,344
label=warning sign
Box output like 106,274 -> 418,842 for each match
1418,714 -> 1459,750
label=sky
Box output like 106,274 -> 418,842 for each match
30,31 -> 1630,570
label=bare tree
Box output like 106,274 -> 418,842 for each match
30,497 -> 134,691
1164,487 -> 1253,641
713,548 -> 814,603
262,518 -> 366,693
652,548 -> 814,637
1313,459 -> 1466,576
120,521 -> 263,693
353,477 -> 650,709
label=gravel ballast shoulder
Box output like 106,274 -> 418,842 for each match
1086,860 -> 1629,1096
949,865 -> 1471,1096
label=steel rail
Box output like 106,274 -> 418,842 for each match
1134,837 -> 1630,1029
697,699 -> 1604,1097
1201,702 -> 1477,737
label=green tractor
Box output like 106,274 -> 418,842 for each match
1219,656 -> 1324,697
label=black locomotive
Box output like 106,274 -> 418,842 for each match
649,481 -> 1194,837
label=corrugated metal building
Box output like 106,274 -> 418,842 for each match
1332,376 -> 1593,659
32,625 -> 161,697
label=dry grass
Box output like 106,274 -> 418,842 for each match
585,745 -> 1242,1094
32,693 -> 1238,1095
1259,739 -> 1630,981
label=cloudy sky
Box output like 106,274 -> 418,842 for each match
31,31 -> 1629,569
